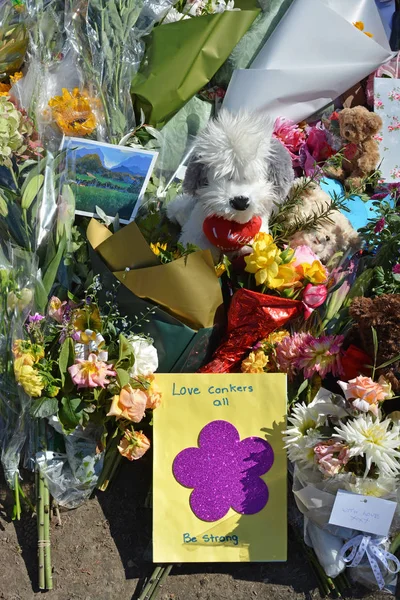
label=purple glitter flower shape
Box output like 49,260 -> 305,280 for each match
173,420 -> 274,522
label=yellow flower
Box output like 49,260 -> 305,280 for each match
0,82 -> 10,97
150,242 -> 167,256
245,237 -> 281,287
266,329 -> 290,346
73,305 -> 102,333
48,88 -> 97,137
268,262 -> 302,291
297,260 -> 327,284
10,72 -> 23,85
13,339 -> 44,363
15,364 -> 44,397
215,262 -> 226,277
241,349 -> 269,374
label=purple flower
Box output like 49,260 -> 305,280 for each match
173,420 -> 274,522
374,217 -> 386,233
28,313 -> 45,323
393,264 -> 400,275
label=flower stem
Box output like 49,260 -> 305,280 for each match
37,468 -> 45,590
43,475 -> 53,590
97,439 -> 122,491
13,472 -> 21,521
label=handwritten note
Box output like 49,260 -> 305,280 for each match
329,490 -> 397,537
153,373 -> 287,562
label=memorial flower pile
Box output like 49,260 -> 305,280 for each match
0,0 -> 400,594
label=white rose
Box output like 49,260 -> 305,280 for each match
128,335 -> 158,377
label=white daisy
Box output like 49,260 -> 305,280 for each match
333,415 -> 400,478
284,403 -> 325,465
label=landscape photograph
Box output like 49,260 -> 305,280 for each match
62,138 -> 158,221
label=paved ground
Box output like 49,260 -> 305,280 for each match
0,458 -> 390,600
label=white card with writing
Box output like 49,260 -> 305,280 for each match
329,490 -> 397,536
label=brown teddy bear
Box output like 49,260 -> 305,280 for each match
326,106 -> 382,190
349,295 -> 400,394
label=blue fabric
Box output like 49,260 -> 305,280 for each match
320,178 -> 381,230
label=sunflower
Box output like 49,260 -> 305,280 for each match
48,88 -> 97,137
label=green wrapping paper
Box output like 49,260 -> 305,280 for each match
131,0 -> 260,125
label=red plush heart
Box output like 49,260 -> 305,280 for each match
203,215 -> 262,251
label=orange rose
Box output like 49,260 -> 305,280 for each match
144,374 -> 162,409
107,385 -> 147,422
338,375 -> 391,416
118,430 -> 150,461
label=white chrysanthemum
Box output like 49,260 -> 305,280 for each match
333,415 -> 400,478
284,403 -> 325,465
127,334 -> 158,377
349,476 -> 397,498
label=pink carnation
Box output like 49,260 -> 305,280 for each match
69,353 -> 116,389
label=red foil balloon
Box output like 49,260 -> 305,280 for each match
200,288 -> 302,373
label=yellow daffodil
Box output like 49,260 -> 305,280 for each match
268,262 -> 302,290
241,349 -> 269,374
48,88 -> 97,137
245,235 -> 281,287
297,260 -> 327,285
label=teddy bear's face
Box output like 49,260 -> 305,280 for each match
338,107 -> 382,144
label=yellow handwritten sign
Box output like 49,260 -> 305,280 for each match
153,374 -> 287,562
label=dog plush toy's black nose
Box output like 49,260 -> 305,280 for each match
229,196 -> 250,211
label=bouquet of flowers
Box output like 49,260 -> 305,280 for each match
285,373 -> 400,591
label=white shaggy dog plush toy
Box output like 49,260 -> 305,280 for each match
167,110 -> 294,261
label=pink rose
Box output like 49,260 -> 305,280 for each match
338,375 -> 390,416
314,440 -> 350,476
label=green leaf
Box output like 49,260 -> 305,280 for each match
58,338 -> 75,386
42,235 -> 66,299
376,353 -> 400,371
118,333 -> 133,362
21,174 -> 44,210
371,326 -> 378,368
59,397 -> 84,430
30,396 -> 58,419
116,368 -> 130,389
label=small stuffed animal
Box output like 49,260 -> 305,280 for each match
278,179 -> 362,263
326,106 -> 382,190
167,109 -> 294,261
349,295 -> 400,394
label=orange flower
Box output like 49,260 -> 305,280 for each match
48,88 -> 96,137
118,430 -> 150,461
107,385 -> 147,422
143,374 -> 162,409
0,82 -> 10,97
